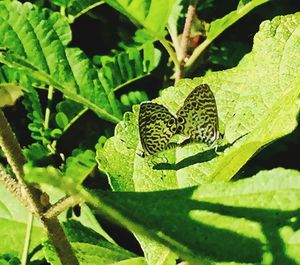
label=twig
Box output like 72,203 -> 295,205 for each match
44,195 -> 83,219
0,163 -> 29,207
0,109 -> 79,265
175,0 -> 197,81
0,109 -> 27,184
179,0 -> 197,63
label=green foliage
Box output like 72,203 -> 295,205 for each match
119,90 -> 149,112
94,43 -> 161,92
25,165 -> 300,264
54,99 -> 85,131
98,12 -> 300,189
103,0 -> 177,39
42,220 -> 146,265
49,0 -> 104,21
24,148 -> 97,190
0,185 -> 45,261
186,0 -> 271,68
0,0 -> 299,264
208,40 -> 250,68
0,1 -> 120,122
88,168 -> 300,264
0,254 -> 21,265
95,12 -> 300,264
0,1 -> 162,123
22,87 -> 46,142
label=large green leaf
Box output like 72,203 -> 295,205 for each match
97,12 -> 300,191
0,1 -> 120,123
103,0 -> 176,39
84,168 -> 300,264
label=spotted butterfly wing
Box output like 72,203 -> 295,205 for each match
176,84 -> 219,145
138,102 -> 177,156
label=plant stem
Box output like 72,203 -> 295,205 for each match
0,109 -> 79,265
0,110 -> 26,184
178,0 -> 197,63
176,0 -> 197,81
60,6 -> 66,17
21,213 -> 33,265
0,163 -> 28,207
167,26 -> 181,60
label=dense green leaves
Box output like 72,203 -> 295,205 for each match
95,43 -> 161,92
24,148 -> 97,190
1,1 -> 299,265
0,1 -> 120,123
0,1 -> 162,124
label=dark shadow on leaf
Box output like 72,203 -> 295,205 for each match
153,143 -> 230,170
95,187 -> 300,264
153,132 -> 249,170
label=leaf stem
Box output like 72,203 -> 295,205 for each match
21,213 -> 33,265
69,1 -> 105,23
44,85 -> 54,129
160,39 -> 180,81
167,26 -> 181,60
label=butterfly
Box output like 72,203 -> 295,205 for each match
138,102 -> 178,157
138,84 -> 220,157
176,84 -> 220,147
